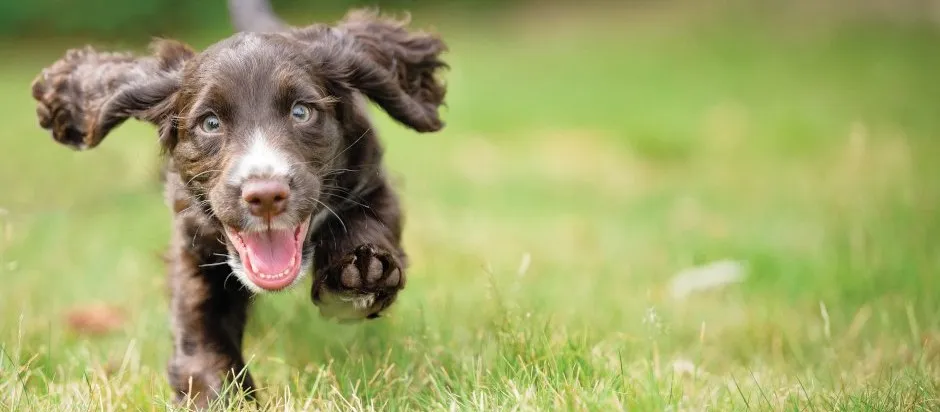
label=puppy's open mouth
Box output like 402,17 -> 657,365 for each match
223,218 -> 311,291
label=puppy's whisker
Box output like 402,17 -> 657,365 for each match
323,167 -> 361,174
199,262 -> 231,268
323,167 -> 362,177
321,184 -> 358,195
322,191 -> 371,209
223,270 -> 237,290
186,169 -> 223,186
312,199 -> 347,233
318,168 -> 363,178
320,192 -> 370,209
318,128 -> 371,173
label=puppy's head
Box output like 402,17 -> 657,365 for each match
30,11 -> 447,292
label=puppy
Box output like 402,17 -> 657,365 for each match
29,0 -> 447,406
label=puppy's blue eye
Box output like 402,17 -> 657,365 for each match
291,103 -> 312,123
201,115 -> 221,133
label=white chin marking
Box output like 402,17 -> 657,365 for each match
229,129 -> 291,185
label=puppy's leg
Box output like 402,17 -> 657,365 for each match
311,180 -> 407,321
166,224 -> 254,408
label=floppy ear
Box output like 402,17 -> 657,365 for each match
290,10 -> 448,133
30,40 -> 194,150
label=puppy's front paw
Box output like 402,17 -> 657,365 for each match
313,244 -> 404,321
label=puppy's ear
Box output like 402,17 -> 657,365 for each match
30,39 -> 194,150
291,10 -> 448,132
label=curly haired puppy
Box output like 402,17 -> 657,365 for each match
29,0 -> 447,406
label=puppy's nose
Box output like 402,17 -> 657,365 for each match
241,179 -> 290,219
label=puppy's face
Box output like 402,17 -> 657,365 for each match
170,34 -> 344,292
30,11 -> 447,292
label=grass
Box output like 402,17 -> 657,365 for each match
2,2 -> 940,410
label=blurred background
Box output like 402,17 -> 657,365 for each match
1,0 -> 939,409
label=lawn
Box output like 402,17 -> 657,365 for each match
1,2 -> 939,410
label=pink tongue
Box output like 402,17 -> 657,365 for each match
240,229 -> 296,275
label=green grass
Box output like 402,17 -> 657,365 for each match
2,2 -> 940,410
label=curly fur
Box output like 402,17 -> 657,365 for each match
29,6 -> 447,408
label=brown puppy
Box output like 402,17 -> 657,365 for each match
29,1 -> 447,407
